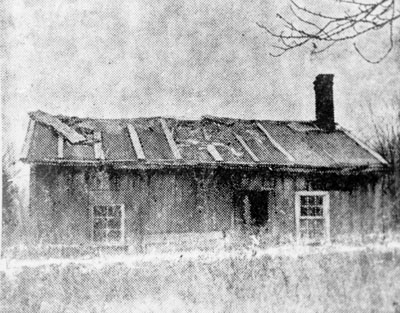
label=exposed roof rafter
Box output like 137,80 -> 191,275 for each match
29,110 -> 86,144
160,119 -> 182,160
127,124 -> 146,160
256,122 -> 295,162
207,144 -> 223,162
93,131 -> 105,160
58,135 -> 64,159
233,133 -> 260,162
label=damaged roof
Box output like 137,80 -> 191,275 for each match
21,110 -> 388,171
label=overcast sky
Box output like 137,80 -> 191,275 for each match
2,0 -> 399,156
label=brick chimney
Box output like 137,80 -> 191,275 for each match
314,74 -> 335,131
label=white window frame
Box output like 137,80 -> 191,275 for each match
91,204 -> 125,245
295,191 -> 330,244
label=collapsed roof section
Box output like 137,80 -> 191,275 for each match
21,110 -> 388,172
28,110 -> 86,144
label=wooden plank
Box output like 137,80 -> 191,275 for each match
233,133 -> 259,162
374,179 -> 383,233
147,172 -> 168,234
57,135 -> 64,158
284,177 -> 295,240
28,110 -> 86,144
352,186 -> 362,236
93,131 -> 105,160
256,122 -> 295,162
21,119 -> 36,159
330,191 -> 341,238
207,144 -> 223,162
295,192 -> 301,243
341,191 -> 351,235
338,126 -> 388,165
126,124 -> 146,160
160,119 -> 182,160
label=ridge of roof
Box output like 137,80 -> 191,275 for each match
40,111 -> 317,125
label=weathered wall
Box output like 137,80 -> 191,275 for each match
29,165 -> 387,248
269,174 -> 305,243
327,175 -> 384,241
29,165 -> 236,247
30,166 -> 91,245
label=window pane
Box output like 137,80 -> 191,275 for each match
108,230 -> 121,241
300,219 -> 324,240
94,229 -> 106,242
108,217 -> 121,229
300,206 -> 324,217
300,195 -> 325,217
93,218 -> 106,230
314,207 -> 323,216
107,206 -> 114,216
108,206 -> 121,218
94,206 -> 108,217
115,206 -> 122,218
309,219 -> 324,239
300,220 -> 309,238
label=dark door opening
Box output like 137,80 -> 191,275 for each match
234,190 -> 270,227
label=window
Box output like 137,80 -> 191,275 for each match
92,204 -> 125,244
295,192 -> 330,244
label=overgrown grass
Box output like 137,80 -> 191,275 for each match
1,246 -> 400,313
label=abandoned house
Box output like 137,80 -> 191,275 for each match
21,74 -> 389,251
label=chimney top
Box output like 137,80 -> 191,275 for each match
314,73 -> 334,83
314,74 -> 335,131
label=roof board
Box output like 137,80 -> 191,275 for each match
22,111 -> 387,170
29,110 -> 86,144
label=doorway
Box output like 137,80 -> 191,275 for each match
234,190 -> 270,227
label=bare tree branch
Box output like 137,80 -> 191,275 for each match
258,0 -> 400,62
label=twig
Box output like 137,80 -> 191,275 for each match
257,0 -> 399,62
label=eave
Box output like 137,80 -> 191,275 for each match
21,158 -> 389,175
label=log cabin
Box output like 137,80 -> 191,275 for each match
21,74 -> 389,252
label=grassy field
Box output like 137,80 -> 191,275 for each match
1,245 -> 400,313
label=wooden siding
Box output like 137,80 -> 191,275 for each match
29,165 -> 387,248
